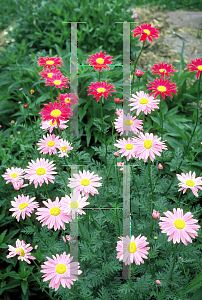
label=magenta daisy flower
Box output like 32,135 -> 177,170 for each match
114,137 -> 137,161
116,235 -> 150,265
60,189 -> 90,220
40,252 -> 82,291
37,55 -> 63,70
40,119 -> 68,133
186,58 -> 202,80
176,171 -> 202,197
67,170 -> 102,198
9,194 -> 39,222
133,132 -> 167,162
57,138 -> 73,158
39,67 -> 62,80
7,239 -> 36,264
87,80 -> 116,102
24,158 -> 57,188
45,73 -> 70,90
151,62 -> 177,78
2,166 -> 25,184
159,208 -> 200,246
37,133 -> 60,155
129,91 -> 160,116
35,197 -> 71,231
39,101 -> 73,125
131,22 -> 159,43
146,77 -> 178,100
114,112 -> 143,136
57,93 -> 79,107
86,50 -> 113,72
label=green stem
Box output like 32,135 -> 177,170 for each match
30,269 -> 56,300
181,262 -> 189,284
61,228 -> 70,253
54,154 -> 68,192
43,183 -> 50,199
115,169 -> 122,237
50,86 -> 54,103
160,95 -> 163,140
131,41 -> 145,92
170,243 -> 178,280
148,158 -> 154,213
147,218 -> 154,242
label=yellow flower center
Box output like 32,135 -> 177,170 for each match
19,203 -> 28,210
54,80 -> 62,85
159,69 -> 166,73
140,98 -> 149,104
56,263 -> 67,274
186,180 -> 195,187
46,60 -> 54,65
96,58 -> 104,64
124,120 -> 133,126
144,140 -> 152,149
80,179 -> 90,186
50,120 -> 57,125
16,248 -> 25,257
143,29 -> 150,35
127,242 -> 137,253
30,90 -> 35,94
125,143 -> 133,150
65,97 -> 71,103
174,219 -> 185,230
11,173 -> 18,178
51,109 -> 61,117
47,141 -> 55,147
50,207 -> 60,216
197,65 -> 202,70
62,146 -> 68,153
157,86 -> 167,92
36,167 -> 46,175
70,201 -> 79,209
47,73 -> 53,78
97,88 -> 106,93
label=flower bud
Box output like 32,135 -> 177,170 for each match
10,135 -> 14,138
62,235 -> 72,243
134,69 -> 145,78
120,168 -> 124,172
11,120 -> 15,124
152,209 -> 160,219
158,163 -> 163,170
156,280 -> 161,285
23,103 -> 29,108
114,152 -> 119,157
29,89 -> 35,95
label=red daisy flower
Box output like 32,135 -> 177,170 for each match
86,51 -> 113,72
39,101 -> 73,125
57,93 -> 79,107
37,55 -> 63,70
45,73 -> 70,90
186,58 -> 202,80
146,77 -> 178,100
87,80 -> 116,102
151,62 -> 177,78
131,22 -> 159,43
39,67 -> 62,80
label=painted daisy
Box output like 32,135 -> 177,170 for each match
37,133 -> 60,155
176,171 -> 202,197
67,170 -> 102,198
7,239 -> 36,264
37,55 -> 63,70
129,91 -> 160,116
39,66 -> 62,80
159,208 -> 200,246
146,77 -> 178,100
114,112 -> 143,136
131,22 -> 159,43
186,57 -> 202,80
2,166 -> 25,184
87,80 -> 116,102
116,235 -> 150,265
57,93 -> 79,107
40,119 -> 68,134
12,179 -> 28,190
40,252 -> 82,291
24,158 -> 57,188
150,62 -> 176,78
60,189 -> 90,220
134,69 -> 145,78
57,138 -> 73,158
39,101 -> 73,125
114,137 -> 137,161
133,132 -> 167,162
9,194 -> 39,222
35,197 -> 71,231
86,50 -> 113,72
45,73 -> 70,90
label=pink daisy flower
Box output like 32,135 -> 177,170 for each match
133,132 -> 167,162
35,197 -> 71,231
2,166 -> 25,184
37,133 -> 60,155
57,138 -> 73,158
114,137 -> 137,161
129,91 -> 160,116
7,239 -> 36,264
114,112 -> 143,136
159,208 -> 200,246
60,189 -> 90,220
67,170 -> 102,198
24,158 -> 57,188
40,119 -> 68,134
9,194 -> 39,222
37,55 -> 63,70
176,171 -> 202,197
12,179 -> 28,190
40,252 -> 82,291
45,73 -> 70,90
117,162 -> 124,167
39,67 -> 62,80
116,235 -> 150,265
57,93 -> 79,107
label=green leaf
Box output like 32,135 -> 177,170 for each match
183,93 -> 197,100
35,93 -> 50,105
0,229 -> 7,244
21,281 -> 28,295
